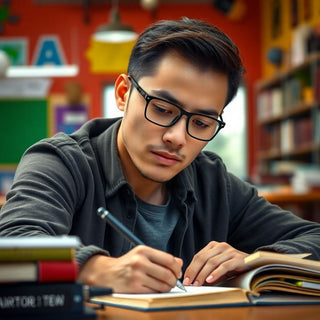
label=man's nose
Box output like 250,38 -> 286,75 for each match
162,116 -> 188,148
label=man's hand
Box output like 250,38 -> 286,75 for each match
183,241 -> 249,286
78,245 -> 183,293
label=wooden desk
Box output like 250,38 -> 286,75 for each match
259,187 -> 320,204
95,305 -> 320,320
258,187 -> 320,222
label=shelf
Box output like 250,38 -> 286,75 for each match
6,65 -> 79,78
258,101 -> 318,125
258,142 -> 319,161
256,52 -> 320,90
255,51 -> 320,179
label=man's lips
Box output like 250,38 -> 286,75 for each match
152,150 -> 182,166
154,151 -> 182,161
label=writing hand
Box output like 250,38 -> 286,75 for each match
78,245 -> 183,293
183,241 -> 249,286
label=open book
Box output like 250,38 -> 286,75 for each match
89,251 -> 320,311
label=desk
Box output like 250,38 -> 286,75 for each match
259,187 -> 320,222
259,188 -> 320,204
95,305 -> 320,320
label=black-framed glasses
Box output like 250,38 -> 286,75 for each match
128,76 -> 225,141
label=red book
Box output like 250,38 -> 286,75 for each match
0,260 -> 78,283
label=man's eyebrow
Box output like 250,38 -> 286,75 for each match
151,89 -> 180,105
195,109 -> 219,117
151,89 -> 220,118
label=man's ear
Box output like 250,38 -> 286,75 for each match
115,74 -> 131,112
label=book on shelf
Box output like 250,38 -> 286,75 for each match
0,260 -> 78,283
0,281 -> 110,317
89,251 -> 320,311
0,235 -> 81,262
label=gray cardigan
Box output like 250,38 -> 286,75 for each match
1,118 -> 319,271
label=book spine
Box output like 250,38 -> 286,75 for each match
0,248 -> 75,261
0,282 -> 84,315
38,261 -> 79,282
0,260 -> 78,283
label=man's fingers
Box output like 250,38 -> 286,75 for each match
137,245 -> 182,279
131,245 -> 183,289
183,241 -> 224,285
183,242 -> 248,286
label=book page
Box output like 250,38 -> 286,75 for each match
244,251 -> 318,270
111,286 -> 238,300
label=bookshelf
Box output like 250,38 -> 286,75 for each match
256,53 -> 320,179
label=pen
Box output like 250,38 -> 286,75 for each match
97,206 -> 187,292
83,285 -> 113,300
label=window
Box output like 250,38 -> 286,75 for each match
103,85 -> 122,118
203,85 -> 247,180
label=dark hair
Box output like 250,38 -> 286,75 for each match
127,18 -> 245,107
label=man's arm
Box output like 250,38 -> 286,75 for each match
183,172 -> 320,286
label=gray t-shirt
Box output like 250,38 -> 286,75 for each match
134,196 -> 180,252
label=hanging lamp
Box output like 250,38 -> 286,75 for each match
93,0 -> 137,43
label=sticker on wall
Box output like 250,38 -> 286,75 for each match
49,90 -> 90,136
0,0 -> 20,34
32,36 -> 67,66
0,37 -> 27,65
85,38 -> 135,73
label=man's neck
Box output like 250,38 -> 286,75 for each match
134,181 -> 168,205
117,133 -> 168,205
123,158 -> 167,205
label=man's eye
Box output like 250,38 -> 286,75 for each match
194,119 -> 209,128
151,101 -> 174,115
154,105 -> 171,114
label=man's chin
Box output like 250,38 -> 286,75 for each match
138,167 -> 175,184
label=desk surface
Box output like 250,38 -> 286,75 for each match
258,187 -> 320,203
95,304 -> 320,320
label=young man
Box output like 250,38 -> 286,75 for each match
0,18 -> 319,294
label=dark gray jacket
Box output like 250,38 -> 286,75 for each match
1,118 -> 319,270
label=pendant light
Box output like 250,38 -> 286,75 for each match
93,0 -> 137,43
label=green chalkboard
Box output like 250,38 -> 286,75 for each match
0,99 -> 48,164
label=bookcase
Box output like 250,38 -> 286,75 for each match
256,52 -> 320,180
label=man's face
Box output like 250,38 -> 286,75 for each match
116,52 -> 228,184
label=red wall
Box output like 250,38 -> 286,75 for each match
3,0 -> 261,178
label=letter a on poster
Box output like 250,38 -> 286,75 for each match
33,36 -> 66,66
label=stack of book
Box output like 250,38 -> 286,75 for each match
0,235 -> 97,318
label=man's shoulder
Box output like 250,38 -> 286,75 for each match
193,150 -> 225,168
177,151 -> 227,185
23,118 -> 120,164
39,118 -> 119,147
70,117 -> 120,142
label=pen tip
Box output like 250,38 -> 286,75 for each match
177,281 -> 187,292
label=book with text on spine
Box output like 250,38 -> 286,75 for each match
0,282 -> 103,317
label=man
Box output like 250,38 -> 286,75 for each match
0,18 -> 319,294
